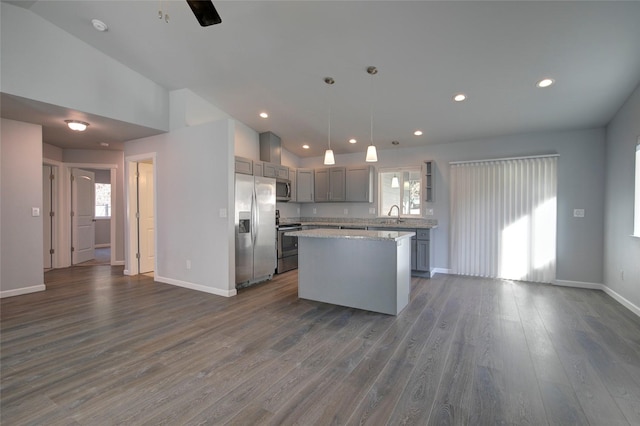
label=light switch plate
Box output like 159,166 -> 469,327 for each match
32,207 -> 40,217
573,209 -> 585,218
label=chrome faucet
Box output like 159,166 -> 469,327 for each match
387,204 -> 400,221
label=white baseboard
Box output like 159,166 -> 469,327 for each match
155,275 -> 237,298
553,279 -> 604,290
431,268 -> 452,276
111,260 -> 125,266
602,285 -> 640,317
95,244 -> 111,248
0,284 -> 46,298
553,279 -> 640,318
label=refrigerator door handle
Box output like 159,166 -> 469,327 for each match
253,189 -> 259,245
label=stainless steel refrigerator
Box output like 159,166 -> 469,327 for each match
235,174 -> 276,287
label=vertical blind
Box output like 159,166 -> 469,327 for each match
450,155 -> 557,283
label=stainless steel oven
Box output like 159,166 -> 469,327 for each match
276,224 -> 301,273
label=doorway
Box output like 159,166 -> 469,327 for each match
125,155 -> 156,276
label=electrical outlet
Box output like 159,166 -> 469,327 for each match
426,208 -> 434,216
344,208 -> 348,215
32,207 -> 40,217
313,208 -> 317,214
297,207 -> 300,214
369,207 -> 376,215
186,260 -> 191,270
573,209 -> 585,218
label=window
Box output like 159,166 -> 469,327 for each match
378,167 -> 422,217
95,183 -> 111,218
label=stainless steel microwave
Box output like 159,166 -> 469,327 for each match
275,178 -> 291,202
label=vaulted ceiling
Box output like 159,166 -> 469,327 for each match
3,1 -> 640,157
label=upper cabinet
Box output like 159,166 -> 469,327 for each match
234,156 -> 253,175
264,163 -> 289,180
296,169 -> 314,203
424,160 -> 434,202
314,167 -> 345,202
345,165 -> 373,202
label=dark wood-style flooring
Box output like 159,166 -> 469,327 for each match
2,266 -> 640,425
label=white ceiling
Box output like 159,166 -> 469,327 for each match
3,1 -> 640,158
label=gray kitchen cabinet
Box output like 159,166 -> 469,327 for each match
314,167 -> 345,202
424,160 -> 434,202
253,161 -> 263,177
235,156 -> 253,175
296,169 -> 314,202
367,226 -> 430,277
263,163 -> 289,179
289,167 -> 297,202
346,165 -> 373,202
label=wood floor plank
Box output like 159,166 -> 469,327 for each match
2,266 -> 640,424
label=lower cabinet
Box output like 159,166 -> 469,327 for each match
367,226 -> 431,277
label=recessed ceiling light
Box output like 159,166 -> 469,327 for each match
414,130 -> 423,136
536,78 -> 555,88
302,144 -> 310,149
349,138 -> 357,144
453,93 -> 467,102
91,19 -> 108,32
65,120 -> 89,131
259,112 -> 268,118
100,142 -> 109,147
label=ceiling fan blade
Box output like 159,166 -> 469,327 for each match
186,0 -> 222,27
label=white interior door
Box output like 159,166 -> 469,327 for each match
138,162 -> 155,273
72,168 -> 95,264
43,165 -> 52,269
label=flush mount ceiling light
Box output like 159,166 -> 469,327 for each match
302,144 -> 310,149
99,142 -> 109,147
365,66 -> 378,163
453,93 -> 467,102
91,19 -> 108,32
414,130 -> 423,136
259,112 -> 269,118
536,78 -> 555,88
65,120 -> 89,131
349,138 -> 357,144
323,77 -> 336,166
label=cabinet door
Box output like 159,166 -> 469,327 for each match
253,161 -> 263,177
314,169 -> 330,202
346,166 -> 373,202
329,167 -> 346,201
263,163 -> 277,178
416,240 -> 430,272
277,166 -> 289,180
289,168 -> 297,202
297,169 -> 314,203
234,156 -> 253,175
411,239 -> 417,270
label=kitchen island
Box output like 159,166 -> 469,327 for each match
285,228 -> 415,315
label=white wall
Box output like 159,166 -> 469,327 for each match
124,119 -> 236,296
0,3 -> 169,132
604,83 -> 640,311
299,127 -> 606,285
1,119 -> 45,297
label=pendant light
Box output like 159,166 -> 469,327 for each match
365,66 -> 378,162
323,77 -> 335,165
391,140 -> 400,188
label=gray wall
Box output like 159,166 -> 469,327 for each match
124,119 -> 236,296
1,119 -> 44,296
0,3 -> 169,131
63,151 -> 125,261
604,83 -> 640,309
299,127 -> 606,285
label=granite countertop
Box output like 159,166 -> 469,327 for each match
285,228 -> 415,242
280,218 -> 437,230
